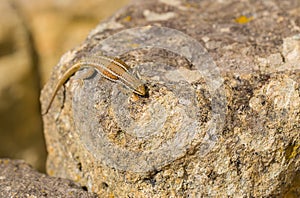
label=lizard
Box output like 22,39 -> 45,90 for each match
42,54 -> 146,115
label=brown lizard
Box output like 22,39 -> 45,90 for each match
42,55 -> 146,115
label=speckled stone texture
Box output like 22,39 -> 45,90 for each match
41,0 -> 300,197
0,159 -> 97,197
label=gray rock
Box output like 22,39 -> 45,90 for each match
41,0 -> 300,197
0,159 -> 97,197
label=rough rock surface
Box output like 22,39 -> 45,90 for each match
0,159 -> 97,197
41,0 -> 300,197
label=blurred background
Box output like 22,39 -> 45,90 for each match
0,0 -> 129,172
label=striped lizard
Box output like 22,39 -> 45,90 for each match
42,54 -> 146,115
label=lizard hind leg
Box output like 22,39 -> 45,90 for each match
70,67 -> 96,89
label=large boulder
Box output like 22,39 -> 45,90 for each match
41,0 -> 300,197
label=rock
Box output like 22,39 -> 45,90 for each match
41,0 -> 300,197
0,159 -> 97,197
